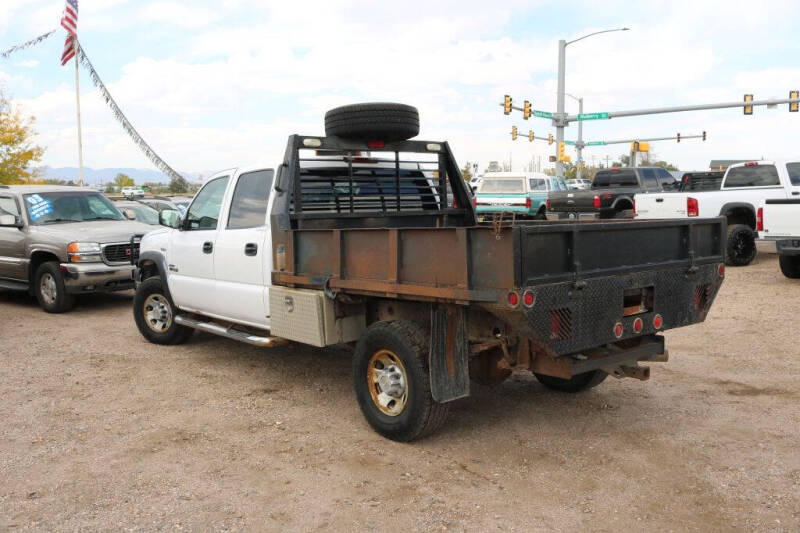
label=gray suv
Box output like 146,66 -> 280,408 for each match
0,185 -> 155,312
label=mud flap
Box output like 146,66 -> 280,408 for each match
429,307 -> 470,403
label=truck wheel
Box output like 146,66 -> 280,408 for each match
779,254 -> 800,278
325,103 -> 420,142
352,320 -> 449,441
534,370 -> 608,393
34,261 -> 75,313
133,277 -> 193,345
725,224 -> 757,266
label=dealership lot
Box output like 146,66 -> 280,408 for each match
1,254 -> 798,531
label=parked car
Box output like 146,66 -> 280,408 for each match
475,172 -> 567,219
115,200 -> 161,226
546,167 -> 678,220
121,186 -> 144,199
635,160 -> 800,266
0,185 -> 153,312
131,103 -> 725,441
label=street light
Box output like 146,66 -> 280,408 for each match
565,93 -> 584,179
555,27 -> 629,176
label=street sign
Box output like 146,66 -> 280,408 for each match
564,140 -> 576,145
533,110 -> 553,119
586,141 -> 605,146
577,112 -> 609,121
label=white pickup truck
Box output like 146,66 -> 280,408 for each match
634,160 -> 800,266
758,163 -> 800,277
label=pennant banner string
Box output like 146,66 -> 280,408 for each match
1,30 -> 57,59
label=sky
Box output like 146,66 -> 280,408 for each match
1,0 -> 799,180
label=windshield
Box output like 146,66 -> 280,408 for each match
479,178 -> 525,193
24,192 -> 124,225
125,204 -> 159,225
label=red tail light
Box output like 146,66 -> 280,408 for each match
526,197 -> 532,208
472,197 -> 477,209
687,197 -> 699,217
593,195 -> 601,208
613,322 -> 624,339
546,198 -> 551,209
507,291 -> 520,308
522,290 -> 535,308
367,140 -> 385,149
756,207 -> 764,232
633,317 -> 643,333
633,198 -> 636,214
653,314 -> 663,329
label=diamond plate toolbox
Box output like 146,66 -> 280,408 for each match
269,286 -> 326,347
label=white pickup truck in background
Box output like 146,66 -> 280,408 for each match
634,160 -> 800,266
758,173 -> 800,278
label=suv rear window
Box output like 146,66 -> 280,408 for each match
592,171 -> 638,188
480,179 -> 525,193
786,163 -> 800,186
724,165 -> 780,188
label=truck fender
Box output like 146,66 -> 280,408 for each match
137,251 -> 169,282
429,306 -> 470,403
611,196 -> 634,210
719,202 -> 756,228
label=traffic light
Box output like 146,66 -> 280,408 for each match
581,162 -> 586,169
676,132 -> 680,143
631,141 -> 649,152
790,90 -> 798,112
743,94 -> 753,115
528,130 -> 534,142
511,126 -> 517,140
557,141 -> 566,161
631,141 -> 639,152
702,131 -> 707,141
523,100 -> 531,120
504,95 -> 512,115
548,133 -> 554,145
548,155 -> 557,162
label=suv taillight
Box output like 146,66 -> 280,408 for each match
593,195 -> 601,208
526,197 -> 532,208
757,207 -> 764,231
687,197 -> 699,217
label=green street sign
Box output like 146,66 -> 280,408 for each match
532,110 -> 553,119
586,141 -> 606,146
578,112 -> 609,121
564,140 -> 576,145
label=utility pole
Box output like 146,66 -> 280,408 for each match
604,155 -> 611,168
566,93 -> 584,178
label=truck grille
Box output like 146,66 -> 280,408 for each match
102,242 -> 139,264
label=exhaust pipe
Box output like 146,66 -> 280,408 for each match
618,365 -> 650,381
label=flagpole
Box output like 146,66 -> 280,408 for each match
73,38 -> 84,187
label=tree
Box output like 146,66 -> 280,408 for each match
169,174 -> 189,193
0,89 -> 44,184
113,173 -> 135,188
460,161 -> 473,182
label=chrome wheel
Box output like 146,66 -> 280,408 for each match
39,273 -> 57,305
143,294 -> 172,333
367,349 -> 409,416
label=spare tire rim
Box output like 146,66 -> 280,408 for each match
367,349 -> 408,416
39,273 -> 57,305
734,231 -> 754,257
143,294 -> 172,333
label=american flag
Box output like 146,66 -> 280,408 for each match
60,0 -> 78,65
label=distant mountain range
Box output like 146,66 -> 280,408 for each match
40,166 -> 203,185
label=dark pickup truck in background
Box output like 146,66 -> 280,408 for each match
546,166 -> 678,220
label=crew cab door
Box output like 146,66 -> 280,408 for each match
787,162 -> 800,198
168,173 -> 231,313
212,168 -> 274,328
0,195 -> 26,281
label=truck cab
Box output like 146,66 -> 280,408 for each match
475,172 -> 567,219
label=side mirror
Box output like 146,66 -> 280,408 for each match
0,214 -> 22,228
122,209 -> 136,220
274,163 -> 288,193
159,209 -> 181,229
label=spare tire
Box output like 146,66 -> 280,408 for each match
325,103 -> 420,142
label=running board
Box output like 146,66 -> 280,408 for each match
174,315 -> 287,347
0,279 -> 28,291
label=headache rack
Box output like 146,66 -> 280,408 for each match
273,135 -> 476,230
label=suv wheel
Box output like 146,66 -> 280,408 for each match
34,261 -> 75,313
133,277 -> 193,345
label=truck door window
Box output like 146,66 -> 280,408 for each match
185,176 -> 230,230
640,169 -> 659,189
529,178 -> 547,191
724,165 -> 780,187
0,196 -> 20,218
786,163 -> 800,185
227,170 -> 274,229
656,169 -> 678,190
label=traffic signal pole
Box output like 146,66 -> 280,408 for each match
555,39 -> 566,178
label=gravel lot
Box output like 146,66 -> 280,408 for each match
1,253 -> 798,531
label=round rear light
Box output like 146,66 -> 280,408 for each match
633,317 -> 643,333
653,314 -> 663,329
717,264 -> 725,278
507,291 -> 520,308
613,322 -> 624,339
522,290 -> 535,308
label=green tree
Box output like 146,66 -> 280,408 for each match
113,173 -> 135,188
169,174 -> 189,193
0,89 -> 44,184
460,161 -> 473,182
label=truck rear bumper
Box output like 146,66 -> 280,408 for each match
776,239 -> 800,256
545,211 -> 600,221
60,263 -> 136,293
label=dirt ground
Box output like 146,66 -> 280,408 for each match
1,253 -> 798,532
